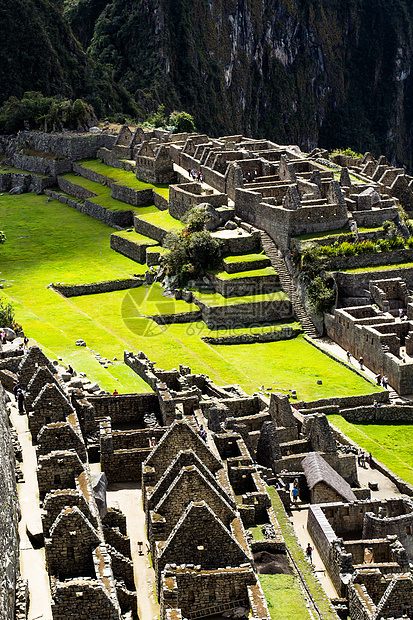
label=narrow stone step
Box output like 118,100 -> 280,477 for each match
259,230 -> 320,337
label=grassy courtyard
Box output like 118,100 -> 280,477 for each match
0,191 -> 377,398
328,416 -> 413,485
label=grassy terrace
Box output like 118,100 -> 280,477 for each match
266,487 -> 338,620
213,267 -> 278,280
1,192 -> 378,399
343,262 -> 413,273
78,159 -> 170,198
58,172 -> 142,212
0,165 -> 48,177
111,230 -> 159,247
192,290 -> 288,307
328,416 -> 413,485
293,226 -> 382,241
223,253 -> 268,264
259,575 -> 312,620
137,209 -> 183,231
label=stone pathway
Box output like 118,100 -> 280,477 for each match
289,507 -> 338,599
89,464 -> 159,620
9,397 -> 53,620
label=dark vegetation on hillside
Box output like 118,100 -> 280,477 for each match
2,0 -> 413,169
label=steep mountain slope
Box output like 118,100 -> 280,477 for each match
3,0 -> 413,168
0,0 -> 133,117
66,0 -> 413,168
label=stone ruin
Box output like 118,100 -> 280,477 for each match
2,342 -> 413,620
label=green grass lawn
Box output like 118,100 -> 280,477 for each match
0,192 -> 379,399
259,574 -> 312,620
328,416 -> 413,485
78,159 -> 170,198
266,487 -> 338,620
293,226 -> 382,242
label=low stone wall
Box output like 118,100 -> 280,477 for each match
150,310 -> 203,324
97,147 -> 135,171
154,192 -> 169,211
202,327 -> 302,345
57,176 -> 96,200
326,248 -> 413,272
133,215 -> 168,243
13,152 -> 72,176
223,258 -> 271,274
297,391 -> 389,410
0,170 -> 54,193
111,183 -> 153,207
110,233 -> 157,263
83,198 -> 134,227
215,231 -> 261,255
72,161 -> 108,185
52,278 -> 144,298
340,404 -> 413,423
194,298 -> 293,329
210,273 -> 280,298
352,206 -> 399,228
250,540 -> 286,553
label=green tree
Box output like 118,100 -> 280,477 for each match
168,110 -> 196,133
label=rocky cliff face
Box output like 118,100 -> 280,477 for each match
3,0 -> 413,168
0,385 -> 19,620
66,0 -> 413,168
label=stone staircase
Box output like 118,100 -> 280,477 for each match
260,231 -> 320,338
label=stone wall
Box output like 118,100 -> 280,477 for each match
169,183 -> 227,219
296,391 -> 389,410
210,273 -> 280,298
235,188 -> 348,250
16,130 -> 116,159
194,297 -> 293,329
0,170 -> 54,193
110,233 -> 157,263
340,404 -> 413,423
326,248 -> 413,272
334,267 -> 413,299
85,392 -> 160,425
98,147 -> 135,171
202,327 -> 301,345
57,176 -> 96,201
0,384 -> 20,620
52,278 -> 144,298
13,152 -> 72,176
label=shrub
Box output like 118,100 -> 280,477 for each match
183,206 -> 208,232
307,275 -> 336,313
0,297 -> 15,328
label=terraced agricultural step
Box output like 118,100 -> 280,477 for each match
260,231 -> 320,338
